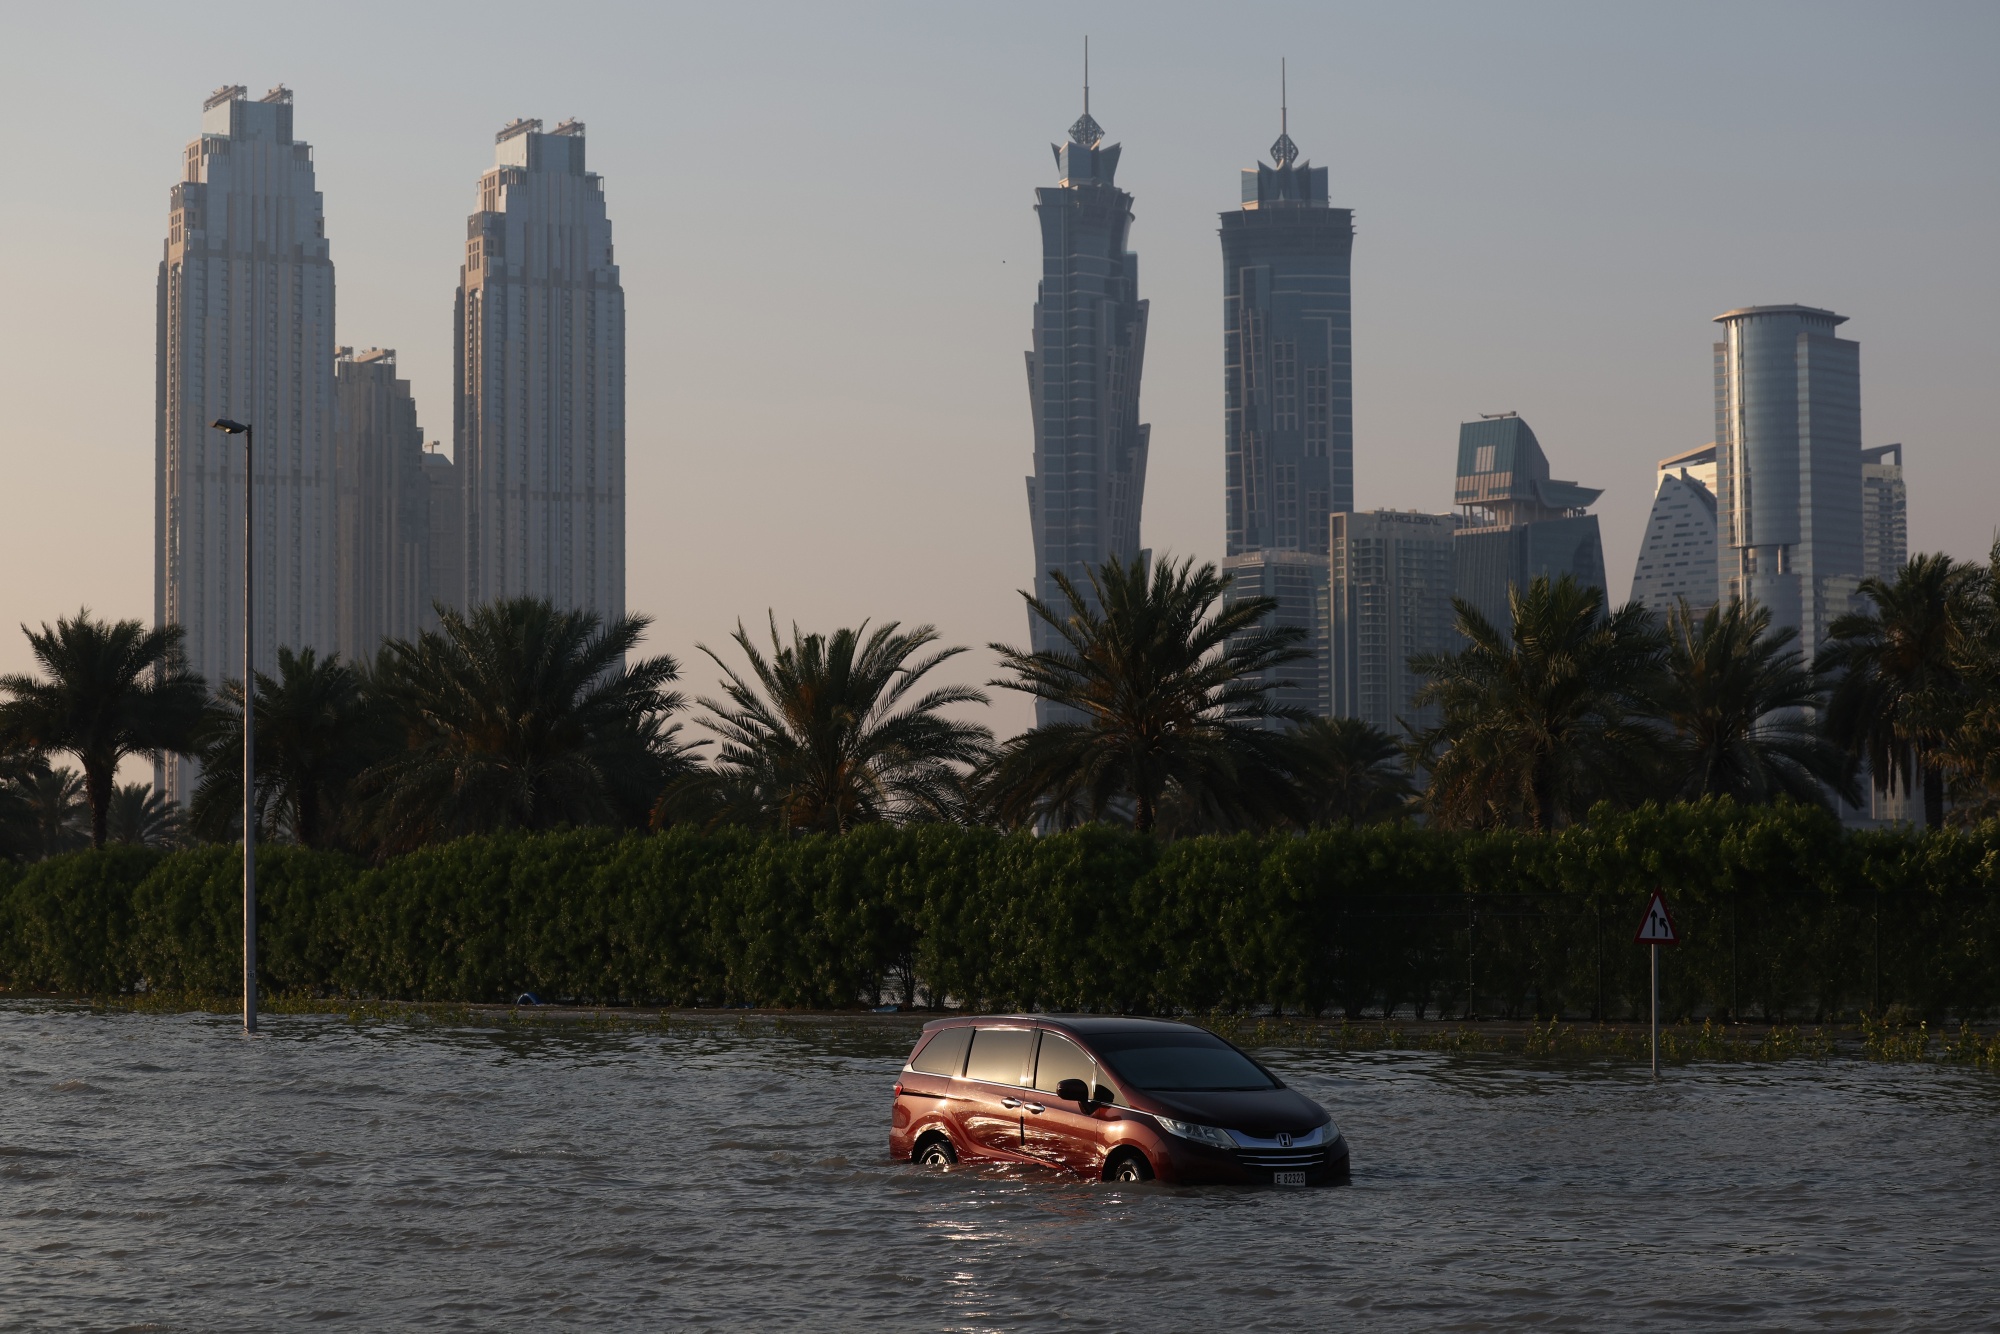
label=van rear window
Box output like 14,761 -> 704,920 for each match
908,1025 -> 972,1076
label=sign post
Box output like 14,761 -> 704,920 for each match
1633,891 -> 1679,1078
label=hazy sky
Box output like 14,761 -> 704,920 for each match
1,1 -> 1995,739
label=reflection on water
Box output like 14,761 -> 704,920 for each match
2,1004 -> 1997,1330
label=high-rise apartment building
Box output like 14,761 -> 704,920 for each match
1221,105 -> 1354,556
1216,97 -> 1354,727
1451,415 -> 1605,632
1328,510 -> 1459,733
1860,443 -> 1907,584
1629,444 -> 1719,616
1023,90 -> 1151,720
1713,304 -> 1863,658
456,118 -> 624,621
422,446 -> 463,622
156,84 -> 337,800
333,348 -> 432,660
1223,550 -> 1330,718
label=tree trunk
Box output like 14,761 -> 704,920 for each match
1923,763 -> 1945,830
298,781 -> 319,849
1133,788 -> 1154,836
85,761 -> 111,850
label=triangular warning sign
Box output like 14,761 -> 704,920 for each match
1634,890 -> 1679,945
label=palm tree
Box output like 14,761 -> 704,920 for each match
1411,575 -> 1666,831
0,748 -> 65,861
358,597 -> 692,851
108,783 -> 184,848
1286,716 -> 1414,825
0,612 -> 208,848
689,617 -> 992,833
1818,553 -> 1983,829
20,762 -> 88,858
1657,597 -> 1856,806
192,646 -> 373,848
983,555 -> 1308,835
1937,540 -> 2000,822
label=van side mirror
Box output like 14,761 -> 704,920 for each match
1093,1084 -> 1116,1106
1055,1078 -> 1091,1104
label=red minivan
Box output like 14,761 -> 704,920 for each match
889,1015 -> 1349,1186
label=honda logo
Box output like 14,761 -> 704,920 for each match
1276,1132 -> 1293,1149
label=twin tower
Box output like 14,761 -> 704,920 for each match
154,87 -> 623,799
1023,90 -> 1352,722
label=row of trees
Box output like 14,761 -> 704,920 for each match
1,545 -> 1995,860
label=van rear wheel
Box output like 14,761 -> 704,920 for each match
1105,1150 -> 1153,1183
915,1134 -> 957,1168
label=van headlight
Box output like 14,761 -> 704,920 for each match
1154,1116 -> 1237,1150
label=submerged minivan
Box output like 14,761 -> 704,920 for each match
890,1015 -> 1349,1186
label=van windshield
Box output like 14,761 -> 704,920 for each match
1089,1031 -> 1277,1092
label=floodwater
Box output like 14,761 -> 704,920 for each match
2,1006 -> 1996,1331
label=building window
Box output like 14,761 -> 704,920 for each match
1273,340 -> 1298,432
1275,463 -> 1299,550
1304,366 -> 1328,457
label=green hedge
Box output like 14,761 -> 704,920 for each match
4,802 -> 2000,1021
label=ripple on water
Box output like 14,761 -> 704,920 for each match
1,1005 -> 1998,1329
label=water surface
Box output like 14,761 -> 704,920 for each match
2,1004 -> 1995,1330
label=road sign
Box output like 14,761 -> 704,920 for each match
1634,891 -> 1678,946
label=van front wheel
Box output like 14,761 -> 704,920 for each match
1104,1150 -> 1153,1183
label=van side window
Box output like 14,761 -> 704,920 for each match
962,1027 -> 1035,1087
1032,1032 -> 1096,1094
908,1026 -> 972,1076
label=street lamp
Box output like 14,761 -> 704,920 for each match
211,417 -> 256,1035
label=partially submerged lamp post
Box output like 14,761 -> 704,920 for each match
211,417 -> 256,1035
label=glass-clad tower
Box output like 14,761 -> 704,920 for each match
1023,93 -> 1150,721
1218,97 -> 1353,722
156,85 -> 337,802
1220,109 -> 1354,556
1712,304 -> 1862,658
455,118 -> 625,621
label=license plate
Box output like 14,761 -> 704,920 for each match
1273,1170 -> 1307,1186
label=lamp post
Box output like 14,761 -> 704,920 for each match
211,417 -> 256,1035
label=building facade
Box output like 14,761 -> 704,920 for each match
455,117 -> 625,621
1223,550 -> 1329,719
1023,96 -> 1150,720
1713,304 -> 1863,658
1629,444 -> 1720,616
1328,510 -> 1459,734
333,348 -> 432,660
1451,415 -> 1605,632
1860,443 -> 1907,584
156,85 -> 337,801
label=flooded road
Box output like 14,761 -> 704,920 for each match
2,1004 -> 1995,1330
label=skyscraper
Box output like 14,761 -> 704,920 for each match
1629,444 -> 1720,616
1221,81 -> 1354,557
1860,443 -> 1907,583
1713,304 -> 1863,658
1328,510 -> 1459,732
1452,415 -> 1606,631
456,117 -> 624,621
1223,549 -> 1329,717
1218,76 -> 1353,726
333,347 -> 432,660
423,445 -> 462,622
157,84 -> 337,801
1023,83 -> 1150,720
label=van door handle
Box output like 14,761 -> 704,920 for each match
1000,1097 -> 1022,1108
1024,1103 -> 1046,1114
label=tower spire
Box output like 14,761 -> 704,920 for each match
1271,58 -> 1299,167
1069,36 -> 1104,147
